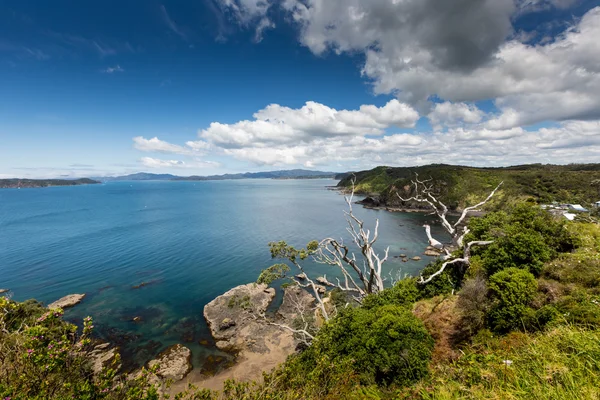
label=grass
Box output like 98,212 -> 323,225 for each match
402,325 -> 600,400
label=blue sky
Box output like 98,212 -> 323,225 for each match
1,0 -> 600,178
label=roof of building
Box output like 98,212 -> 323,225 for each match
568,204 -> 589,212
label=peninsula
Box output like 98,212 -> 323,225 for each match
0,178 -> 100,189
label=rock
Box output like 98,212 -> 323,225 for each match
402,258 -> 408,262
147,344 -> 192,381
219,318 -> 236,330
204,283 -> 276,352
316,276 -> 333,286
315,285 -> 326,294
399,253 -> 407,258
357,196 -> 380,207
412,256 -> 422,261
131,279 -> 160,290
0,289 -> 9,295
89,343 -> 121,375
277,286 -> 316,323
198,339 -> 210,346
132,316 -> 142,322
424,249 -> 441,257
295,273 -> 307,280
47,294 -> 85,309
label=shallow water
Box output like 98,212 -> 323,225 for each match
0,179 -> 444,371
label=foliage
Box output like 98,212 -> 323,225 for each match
0,297 -> 161,400
487,268 -> 538,333
362,278 -> 420,310
338,163 -> 600,209
400,325 -> 600,400
268,240 -> 318,264
256,263 -> 291,285
467,204 -> 576,276
307,304 -> 433,387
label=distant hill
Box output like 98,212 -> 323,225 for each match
92,173 -> 179,182
337,163 -> 600,210
173,169 -> 338,181
93,169 -> 340,181
0,178 -> 100,189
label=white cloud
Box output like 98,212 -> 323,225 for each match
140,157 -> 219,169
199,99 -> 419,148
276,2 -> 600,128
215,0 -> 275,42
103,65 -> 124,73
428,102 -> 484,131
133,136 -> 211,155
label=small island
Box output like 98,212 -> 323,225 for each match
0,178 -> 100,189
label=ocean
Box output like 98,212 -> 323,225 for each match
0,179 -> 441,372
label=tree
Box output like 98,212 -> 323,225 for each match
397,174 -> 503,284
487,267 -> 538,332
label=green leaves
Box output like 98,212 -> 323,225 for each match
256,263 -> 291,285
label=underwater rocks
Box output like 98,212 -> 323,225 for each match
147,344 -> 192,382
47,293 -> 86,309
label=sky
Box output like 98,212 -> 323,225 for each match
1,0 -> 600,178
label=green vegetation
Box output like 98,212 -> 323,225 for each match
338,163 -> 600,209
0,178 -> 100,189
2,196 -> 599,399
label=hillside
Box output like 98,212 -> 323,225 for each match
0,178 -> 100,189
337,164 -> 600,210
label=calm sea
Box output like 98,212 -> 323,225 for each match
0,179 -> 440,371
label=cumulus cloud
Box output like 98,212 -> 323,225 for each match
428,102 -> 484,131
199,99 -> 419,148
276,2 -> 600,128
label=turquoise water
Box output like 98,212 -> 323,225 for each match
0,179 -> 442,371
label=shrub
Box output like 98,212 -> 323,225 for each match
362,278 -> 419,310
454,275 -> 489,342
309,304 -> 434,387
487,268 -> 538,333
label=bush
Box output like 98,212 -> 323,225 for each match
487,268 -> 538,333
308,304 -> 434,387
362,279 -> 419,310
454,275 -> 489,342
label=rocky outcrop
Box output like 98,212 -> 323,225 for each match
47,294 -> 85,309
203,283 -> 276,352
277,286 -> 316,324
89,343 -> 121,375
0,289 -> 9,295
412,256 -> 422,261
357,196 -> 381,207
147,344 -> 192,381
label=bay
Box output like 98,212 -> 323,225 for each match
0,179 -> 442,371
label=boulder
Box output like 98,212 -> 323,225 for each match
316,276 -> 334,286
0,289 -> 9,295
411,256 -> 422,261
147,344 -> 192,381
399,254 -> 407,258
357,196 -> 380,207
47,294 -> 85,309
203,283 -> 276,352
88,343 -> 121,375
295,273 -> 307,280
424,249 -> 441,257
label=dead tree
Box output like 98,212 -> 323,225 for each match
397,175 -> 503,284
313,178 -> 389,302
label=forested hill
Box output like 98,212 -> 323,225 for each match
0,178 -> 100,189
337,164 -> 600,210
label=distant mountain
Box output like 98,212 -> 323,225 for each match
172,169 -> 339,181
91,169 -> 341,182
92,173 -> 179,182
0,178 -> 100,189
